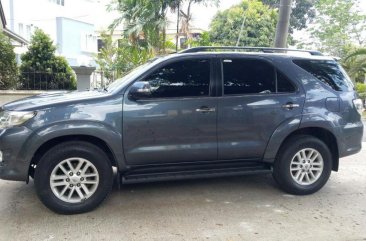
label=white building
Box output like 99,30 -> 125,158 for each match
1,1 -> 27,47
2,0 -> 99,67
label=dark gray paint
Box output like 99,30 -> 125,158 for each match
0,52 -> 363,182
123,97 -> 218,165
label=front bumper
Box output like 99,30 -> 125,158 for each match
0,127 -> 33,181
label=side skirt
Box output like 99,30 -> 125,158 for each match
120,160 -> 272,184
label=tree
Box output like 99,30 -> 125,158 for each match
274,0 -> 293,48
177,0 -> 219,44
108,0 -> 160,49
95,32 -> 119,82
343,47 -> 366,82
311,0 -> 366,57
209,0 -> 277,47
95,33 -> 153,82
20,29 -> 76,90
187,31 -> 214,47
116,39 -> 154,75
108,0 -> 180,53
262,0 -> 316,32
0,32 -> 18,90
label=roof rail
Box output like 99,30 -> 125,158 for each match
179,46 -> 323,56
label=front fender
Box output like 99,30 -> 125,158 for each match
18,120 -> 125,170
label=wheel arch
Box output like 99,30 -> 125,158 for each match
29,135 -> 119,178
275,127 -> 339,171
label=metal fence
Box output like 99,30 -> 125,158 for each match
0,71 -> 76,91
0,71 -> 120,91
19,71 -> 76,90
91,70 -> 118,90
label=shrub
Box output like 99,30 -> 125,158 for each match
19,29 -> 76,90
0,32 -> 18,90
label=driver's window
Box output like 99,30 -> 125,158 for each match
142,59 -> 210,98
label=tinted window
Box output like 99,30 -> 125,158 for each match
293,59 -> 353,91
143,59 -> 210,98
277,71 -> 296,93
223,59 -> 276,95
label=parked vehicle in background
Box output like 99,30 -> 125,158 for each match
0,47 -> 363,214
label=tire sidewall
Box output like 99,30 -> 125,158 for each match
35,142 -> 113,214
274,136 -> 332,194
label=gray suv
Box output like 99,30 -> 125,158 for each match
0,47 -> 363,214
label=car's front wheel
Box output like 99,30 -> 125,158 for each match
273,135 -> 332,195
34,141 -> 114,214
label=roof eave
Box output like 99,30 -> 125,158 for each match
3,28 -> 29,45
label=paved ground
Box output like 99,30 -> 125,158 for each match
0,148 -> 365,241
0,100 -> 365,241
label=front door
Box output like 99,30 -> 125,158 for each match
123,57 -> 217,165
217,57 -> 304,160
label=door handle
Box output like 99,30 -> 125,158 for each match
196,106 -> 216,113
282,102 -> 300,110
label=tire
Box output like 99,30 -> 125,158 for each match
273,135 -> 332,195
34,141 -> 114,214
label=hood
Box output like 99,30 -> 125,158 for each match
2,90 -> 108,111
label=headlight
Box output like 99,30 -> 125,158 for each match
0,111 -> 36,129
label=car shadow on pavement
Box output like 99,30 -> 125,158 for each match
1,173 -> 280,216
2,171 -> 365,241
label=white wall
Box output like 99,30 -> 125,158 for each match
2,0 -> 98,65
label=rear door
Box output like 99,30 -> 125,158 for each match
217,56 -> 304,160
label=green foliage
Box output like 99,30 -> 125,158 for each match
108,0 -> 177,53
94,33 -> 154,80
262,0 -> 316,32
356,82 -> 366,100
20,29 -> 76,90
187,31 -> 215,47
342,47 -> 366,82
95,32 -> 119,81
116,39 -> 154,75
0,32 -> 18,90
355,82 -> 366,93
311,0 -> 366,57
208,0 -> 277,47
358,92 -> 366,99
164,40 -> 177,53
108,0 -> 218,53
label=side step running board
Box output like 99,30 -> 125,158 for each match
121,165 -> 272,184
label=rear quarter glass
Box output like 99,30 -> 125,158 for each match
293,59 -> 354,92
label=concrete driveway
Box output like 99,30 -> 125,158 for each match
0,148 -> 365,241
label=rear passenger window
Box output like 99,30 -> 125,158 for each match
223,59 -> 275,95
222,59 -> 295,95
293,59 -> 353,91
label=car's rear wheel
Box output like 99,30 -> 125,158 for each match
273,135 -> 332,195
34,141 -> 113,214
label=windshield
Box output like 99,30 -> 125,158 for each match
106,58 -> 159,93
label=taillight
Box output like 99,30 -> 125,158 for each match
353,99 -> 364,115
